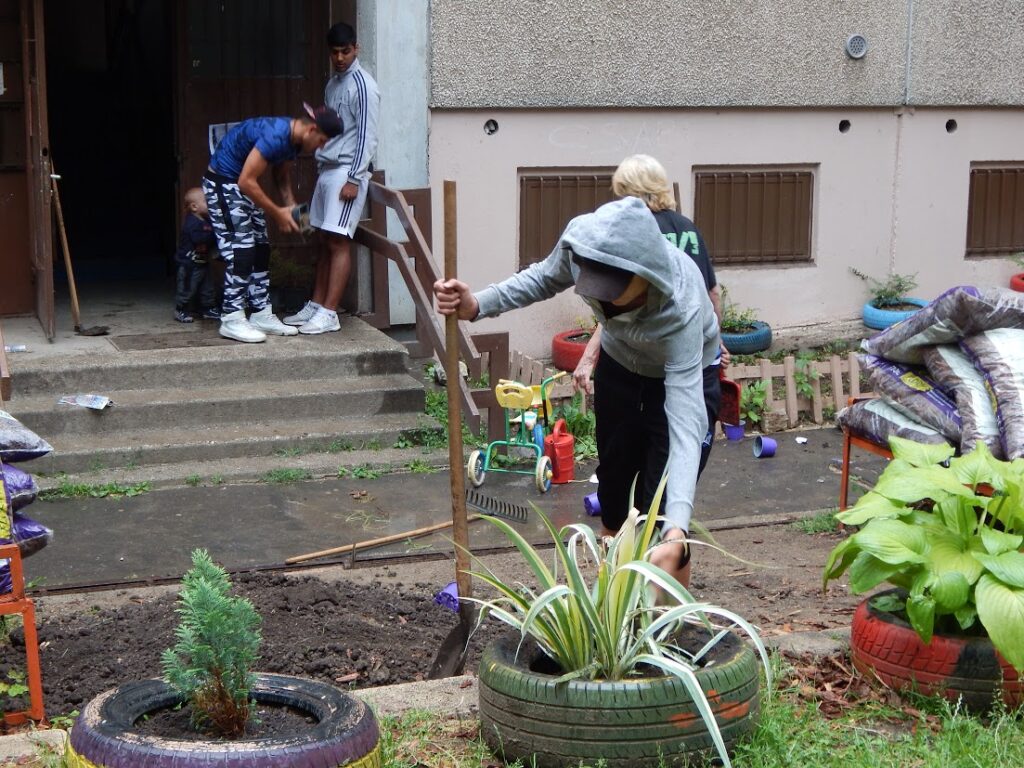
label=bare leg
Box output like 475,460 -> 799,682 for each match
311,246 -> 331,306
321,233 -> 353,311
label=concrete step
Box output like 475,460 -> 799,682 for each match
7,326 -> 411,396
11,373 -> 425,437
31,445 -> 452,491
24,413 -> 442,475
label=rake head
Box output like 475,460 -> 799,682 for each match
466,489 -> 529,524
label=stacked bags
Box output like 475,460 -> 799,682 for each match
838,286 -> 1024,458
0,411 -> 54,593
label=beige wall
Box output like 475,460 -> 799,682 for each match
431,0 -> 1024,109
429,107 -> 1023,359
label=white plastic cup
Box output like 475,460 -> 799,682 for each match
523,411 -> 537,430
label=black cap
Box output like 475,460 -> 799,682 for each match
303,102 -> 343,138
572,254 -> 635,302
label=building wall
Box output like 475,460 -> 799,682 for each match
428,106 -> 1022,359
430,0 -> 1024,109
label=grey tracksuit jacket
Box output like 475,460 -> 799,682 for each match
315,59 -> 380,183
474,197 -> 720,532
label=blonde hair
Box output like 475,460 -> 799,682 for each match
611,154 -> 676,212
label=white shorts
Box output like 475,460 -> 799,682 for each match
309,166 -> 369,237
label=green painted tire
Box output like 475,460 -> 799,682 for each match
478,632 -> 760,768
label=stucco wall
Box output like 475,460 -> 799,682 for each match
430,0 -> 1024,108
428,107 -> 1022,360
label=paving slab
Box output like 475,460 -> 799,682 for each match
20,426 -> 887,589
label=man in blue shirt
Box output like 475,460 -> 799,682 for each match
203,107 -> 341,343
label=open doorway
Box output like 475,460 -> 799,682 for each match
44,0 -> 176,284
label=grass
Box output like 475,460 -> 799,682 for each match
790,510 -> 841,534
39,480 -> 150,501
260,468 -> 312,484
407,459 -> 435,474
185,474 -> 201,487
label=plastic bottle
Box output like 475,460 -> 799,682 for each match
3,344 -> 27,353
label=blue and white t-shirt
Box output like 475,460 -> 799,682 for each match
208,117 -> 297,181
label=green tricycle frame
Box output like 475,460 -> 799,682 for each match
467,372 -> 567,493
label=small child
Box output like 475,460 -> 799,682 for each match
174,188 -> 220,323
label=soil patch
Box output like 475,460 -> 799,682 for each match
5,522 -> 860,719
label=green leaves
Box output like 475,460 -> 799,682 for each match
823,442 -> 1024,673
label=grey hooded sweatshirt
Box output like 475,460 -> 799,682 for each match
474,197 -> 720,532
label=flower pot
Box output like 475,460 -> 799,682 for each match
720,320 -> 772,355
551,329 -> 593,372
851,590 -> 1024,711
722,421 -> 746,441
68,674 -> 382,767
753,435 -> 777,458
478,632 -> 760,768
1010,273 -> 1024,293
861,298 -> 928,330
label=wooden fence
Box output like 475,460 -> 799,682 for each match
502,350 -> 873,431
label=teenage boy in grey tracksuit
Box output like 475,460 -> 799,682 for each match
433,197 -> 720,585
286,21 -> 380,334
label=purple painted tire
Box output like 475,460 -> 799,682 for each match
69,673 -> 380,767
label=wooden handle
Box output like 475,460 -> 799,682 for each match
443,180 -> 473,602
285,515 -> 481,564
51,175 -> 82,328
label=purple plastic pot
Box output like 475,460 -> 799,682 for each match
583,492 -> 601,517
434,581 -> 460,612
753,436 -> 777,458
722,422 -> 746,441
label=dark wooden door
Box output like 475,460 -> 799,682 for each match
175,0 -> 330,264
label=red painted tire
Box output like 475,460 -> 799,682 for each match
551,329 -> 593,372
1010,273 -> 1024,292
851,591 -> 1023,711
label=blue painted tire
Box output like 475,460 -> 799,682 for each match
721,321 -> 773,355
862,298 -> 928,330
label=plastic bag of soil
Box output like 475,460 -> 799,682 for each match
859,354 -> 962,442
1,461 -> 38,511
0,410 -> 53,462
922,344 -> 1003,458
960,328 -> 1024,460
836,398 -> 951,449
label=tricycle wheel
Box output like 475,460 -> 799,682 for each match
535,455 -> 553,493
467,450 -> 486,487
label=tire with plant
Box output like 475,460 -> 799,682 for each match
721,320 -> 773,355
851,590 -> 1023,711
861,298 -> 928,330
67,674 -> 382,768
478,633 -> 760,768
551,329 -> 593,372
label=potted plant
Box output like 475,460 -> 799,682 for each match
1007,251 -> 1024,292
823,437 -> 1024,710
719,285 -> 772,355
68,550 -> 381,766
469,479 -> 771,768
850,268 -> 927,330
551,314 -> 597,372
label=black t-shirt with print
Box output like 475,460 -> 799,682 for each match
652,209 -> 715,292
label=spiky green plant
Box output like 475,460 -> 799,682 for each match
161,549 -> 262,738
466,476 -> 771,768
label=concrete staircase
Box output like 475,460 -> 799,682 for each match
7,320 -> 445,489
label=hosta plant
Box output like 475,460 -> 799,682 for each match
467,477 -> 771,768
161,549 -> 262,738
824,437 -> 1024,673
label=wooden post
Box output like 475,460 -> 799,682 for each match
783,355 -> 798,427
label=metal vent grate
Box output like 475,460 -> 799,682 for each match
846,34 -> 869,59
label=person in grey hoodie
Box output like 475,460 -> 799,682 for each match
433,197 -> 720,585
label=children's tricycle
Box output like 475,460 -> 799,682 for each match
467,371 -> 567,493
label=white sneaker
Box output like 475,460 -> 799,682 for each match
283,301 -> 319,326
219,310 -> 266,343
249,305 -> 298,336
298,307 -> 341,335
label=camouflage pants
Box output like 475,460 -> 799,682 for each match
202,175 -> 271,315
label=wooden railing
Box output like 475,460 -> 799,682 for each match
354,182 -> 510,439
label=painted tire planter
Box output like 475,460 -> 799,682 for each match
68,673 -> 382,767
861,298 -> 928,330
1010,273 -> 1024,292
851,590 -> 1024,711
478,632 -> 760,768
551,329 -> 593,372
721,321 -> 772,355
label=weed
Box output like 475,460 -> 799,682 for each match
47,709 -> 79,730
0,669 -> 28,701
790,511 -> 840,534
351,464 -> 382,480
87,459 -> 106,473
719,284 -> 761,333
39,481 -> 151,501
260,468 -> 311,484
337,467 -> 350,478
393,436 -> 414,450
275,446 -> 306,458
211,475 -> 225,485
407,459 -> 434,474
326,439 -> 354,453
185,475 -> 201,487
740,380 -> 769,427
850,267 -> 919,308
793,353 -> 821,400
